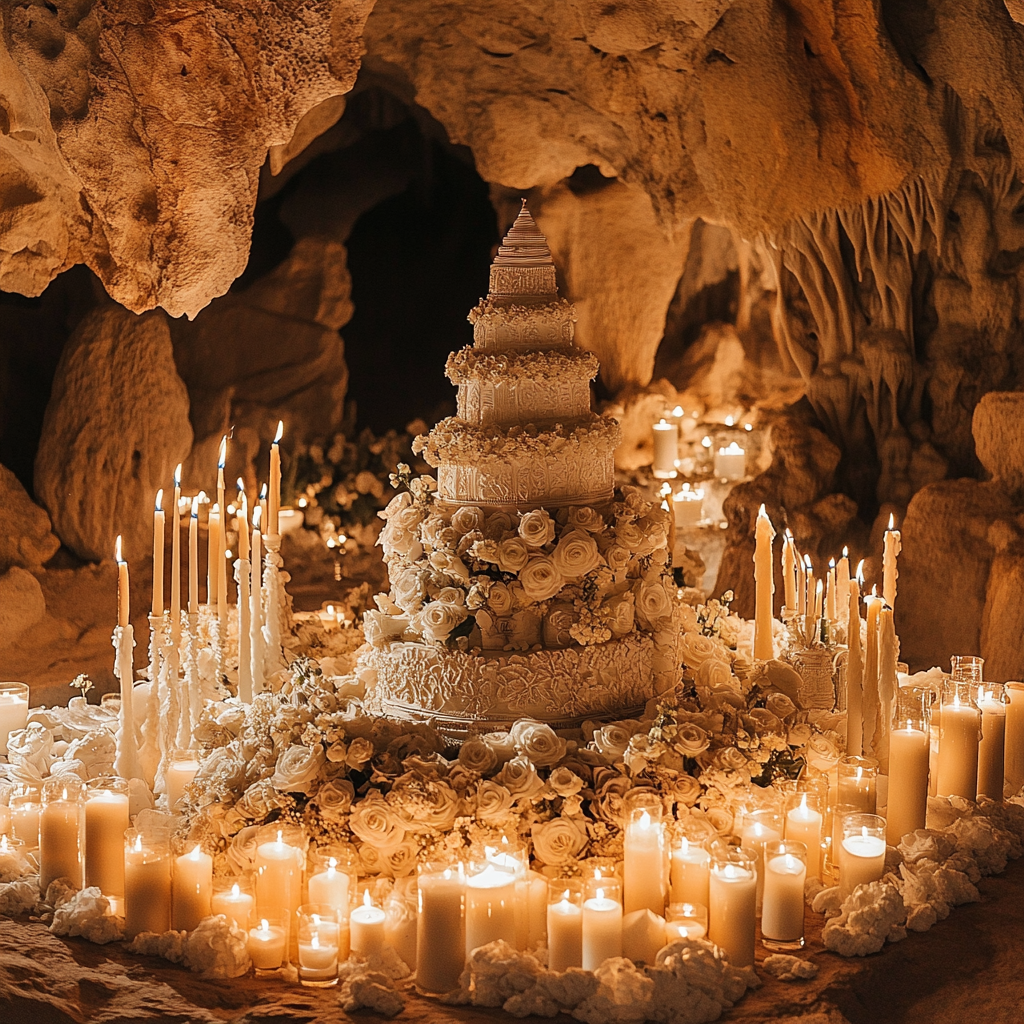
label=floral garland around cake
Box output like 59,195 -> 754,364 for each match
445,346 -> 599,386
364,465 -> 676,650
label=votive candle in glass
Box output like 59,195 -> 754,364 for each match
297,903 -> 340,986
40,776 -> 85,891
351,889 -> 386,958
653,419 -> 679,478
124,829 -> 172,939
172,839 -> 213,931
582,877 -> 623,971
977,683 -> 1006,801
670,826 -> 711,908
465,844 -> 518,955
85,777 -> 130,906
9,782 -> 41,849
547,880 -> 583,972
838,755 -> 879,813
307,844 -> 355,925
664,901 -> 708,942
211,878 -> 255,932
887,688 -> 931,844
761,840 -> 806,951
249,913 -> 288,974
739,809 -> 782,913
623,790 -> 666,916
0,682 -> 29,757
708,846 -> 757,968
936,672 -> 981,801
715,441 -> 746,481
165,749 -> 201,811
0,834 -> 28,880
784,793 -> 822,881
415,859 -> 465,995
839,813 -> 886,896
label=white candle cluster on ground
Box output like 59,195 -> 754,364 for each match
623,795 -> 665,915
839,814 -> 886,895
547,882 -> 583,972
936,695 -> 980,800
84,778 -> 129,905
172,844 -> 213,932
350,890 -> 386,958
124,830 -> 172,939
708,849 -> 756,968
887,721 -> 930,844
582,880 -> 623,971
40,777 -> 84,892
416,862 -> 465,995
670,835 -> 710,907
977,686 -> 1006,800
784,794 -> 822,880
761,841 -> 807,950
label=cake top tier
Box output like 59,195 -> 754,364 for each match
493,201 -> 553,268
487,201 -> 558,305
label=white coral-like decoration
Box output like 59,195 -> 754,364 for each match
126,917 -> 250,978
338,961 -> 406,1018
762,954 -> 819,981
0,877 -> 42,918
822,881 -> 906,956
446,346 -> 599,386
49,886 -> 124,945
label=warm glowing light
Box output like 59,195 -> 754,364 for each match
191,496 -> 200,518
725,415 -> 734,426
363,890 -> 372,908
273,421 -> 284,444
218,435 -> 227,468
224,549 -> 233,560
231,883 -> 240,898
701,436 -> 712,448
744,422 -> 753,431
115,535 -> 123,562
237,477 -> 245,493
253,506 -> 262,528
672,405 -> 683,417
155,488 -> 163,513
260,483 -> 268,499
174,463 -> 182,487
829,557 -> 835,569
888,512 -> 895,530
843,545 -> 849,558
856,559 -> 865,584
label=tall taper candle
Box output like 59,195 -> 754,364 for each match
117,534 -> 130,628
237,479 -> 250,561
753,504 -> 776,661
216,436 -> 227,624
782,530 -> 796,614
152,491 -> 164,617
188,497 -> 199,615
207,503 -> 220,608
170,466 -> 182,640
268,421 -> 283,538
882,513 -> 901,611
250,507 -> 264,696
847,568 -> 864,756
877,606 -> 898,768
826,558 -> 836,627
862,590 -> 883,758
837,547 -> 851,631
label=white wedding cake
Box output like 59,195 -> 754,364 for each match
364,204 -> 680,736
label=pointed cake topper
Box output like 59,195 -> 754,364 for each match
494,200 -> 553,266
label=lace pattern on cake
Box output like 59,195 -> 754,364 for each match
457,378 -> 592,429
469,299 -> 576,351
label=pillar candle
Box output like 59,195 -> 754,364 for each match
465,861 -> 517,954
753,504 -> 776,661
669,837 -> 710,907
350,890 -> 386,957
862,591 -> 883,758
936,697 -> 980,801
297,915 -> 340,982
269,421 -> 283,537
714,441 -> 746,481
1005,682 -> 1024,797
9,794 -> 40,848
255,829 -> 303,943
977,691 -> 1006,800
882,514 -> 901,611
0,683 -> 29,757
40,781 -> 84,891
152,491 -> 164,617
308,858 -> 351,918
547,891 -> 583,972
782,530 -> 796,613
416,864 -> 465,995
124,832 -> 171,939
582,887 -> 622,970
739,814 -> 782,912
165,752 -> 200,811
216,437 -> 228,624
839,830 -> 885,895
207,504 -> 220,608
173,844 -> 213,931
877,606 -> 898,769
188,498 -> 199,615
847,572 -> 864,756
652,419 -> 678,477
886,724 -> 930,843
623,808 -> 665,916
170,466 -> 182,640
784,795 -> 822,879
84,783 -> 130,901
708,856 -> 756,968
212,882 -> 255,932
762,847 -> 806,946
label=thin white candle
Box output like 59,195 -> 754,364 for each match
152,490 -> 164,617
882,513 -> 901,611
188,497 -> 199,615
978,690 -> 1006,801
846,566 -> 864,755
216,436 -> 228,624
211,882 -> 255,932
269,421 -> 283,537
753,504 -> 776,661
170,465 -> 182,641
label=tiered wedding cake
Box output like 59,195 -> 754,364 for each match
365,204 -> 679,735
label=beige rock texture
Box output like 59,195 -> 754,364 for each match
0,0 -> 375,317
0,464 -> 59,571
0,566 -> 46,648
973,392 -> 1024,498
34,305 -> 192,563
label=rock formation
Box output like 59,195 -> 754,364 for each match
0,464 -> 59,571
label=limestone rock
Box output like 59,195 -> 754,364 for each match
34,305 -> 192,562
973,392 -> 1024,497
0,464 -> 59,571
0,566 -> 46,648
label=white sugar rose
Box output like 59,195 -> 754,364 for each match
510,720 -> 567,767
270,744 -> 325,796
487,582 -> 515,617
475,780 -> 515,825
603,593 -> 635,638
714,746 -> 751,774
459,738 -> 499,775
568,506 -> 605,533
428,551 -> 470,582
346,737 -> 375,769
495,755 -> 545,803
604,544 -> 631,576
695,658 -> 735,690
314,779 -> 356,822
518,509 -> 556,548
519,557 -> 564,602
634,580 -> 674,630
480,731 -> 517,765
392,569 -> 427,615
806,732 -> 842,771
485,511 -> 514,540
531,816 -> 588,866
380,491 -> 412,520
592,722 -> 636,759
551,530 -> 601,578
674,723 -> 710,758
394,506 -> 425,532
787,722 -> 813,747
381,520 -> 422,560
766,693 -> 798,720
436,586 -> 466,607
451,506 -> 485,535
679,632 -> 728,670
548,766 -> 584,798
362,609 -> 408,648
497,537 -> 531,573
470,538 -> 500,564
348,793 -> 407,854
614,521 -> 644,551
413,600 -> 468,643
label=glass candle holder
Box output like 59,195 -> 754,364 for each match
761,840 -> 807,951
249,912 -> 289,975
827,804 -> 859,881
84,777 -> 130,906
416,858 -> 465,995
623,790 -> 665,916
582,877 -> 622,971
708,846 -> 756,968
211,877 -> 255,932
581,856 -> 621,883
124,829 -> 172,939
165,749 -> 201,811
936,674 -> 980,801
171,835 -> 213,932
465,844 -> 518,955
40,775 -> 85,892
0,682 -> 29,757
738,809 -> 782,913
837,755 -> 879,814
307,844 -> 356,925
669,821 -> 711,908
838,813 -> 886,895
297,904 -> 340,986
977,683 -> 1007,801
384,884 -> 417,971
664,901 -> 708,942
9,782 -> 41,849
784,793 -> 823,881
351,889 -> 386,958
888,690 -> 931,844
254,823 -> 305,950
951,654 -> 984,685
547,879 -> 583,972
0,834 -> 28,881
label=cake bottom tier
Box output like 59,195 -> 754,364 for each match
368,634 -> 664,739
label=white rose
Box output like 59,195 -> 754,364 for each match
604,544 -> 631,576
551,530 -> 601,578
495,755 -> 545,803
603,594 -> 635,638
519,557 -> 564,602
568,506 -> 605,533
381,520 -> 422,560
379,492 -> 412,520
346,737 -> 375,769
510,720 -> 567,767
487,582 -> 515,617
497,537 -> 531,573
679,632 -> 728,670
548,766 -> 584,798
270,744 -> 325,795
475,780 -> 515,825
480,731 -> 517,765
518,509 -> 556,548
766,693 -> 798,720
314,780 -> 355,822
592,722 -> 636,759
436,586 -> 466,607
634,580 -> 674,630
806,732 -> 842,771
695,658 -> 735,690
394,506 -> 425,532
413,600 -> 468,643
788,722 -> 813,747
674,723 -> 710,758
451,506 -> 485,535
459,738 -> 498,775
671,775 -> 702,808
348,792 -> 407,854
392,569 -> 427,615
428,551 -> 470,582
485,511 -> 514,540
531,816 -> 588,866
614,521 -> 644,551
381,839 -> 420,877
362,609 -> 408,648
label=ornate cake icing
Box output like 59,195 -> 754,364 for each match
366,203 -> 679,735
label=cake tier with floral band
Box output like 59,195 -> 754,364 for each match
365,204 -> 680,736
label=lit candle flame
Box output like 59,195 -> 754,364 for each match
115,534 -> 123,562
312,934 -> 321,950
273,421 -> 284,444
725,415 -> 734,426
639,809 -> 651,829
174,463 -> 182,487
829,556 -> 835,569
856,559 -> 865,585
888,512 -> 895,530
134,835 -> 143,853
190,845 -> 202,860
363,890 -> 372,908
260,918 -> 269,933
155,489 -> 163,513
328,857 -> 337,870
219,435 -> 227,468
843,545 -> 849,558
191,496 -> 200,518
596,887 -> 605,901
237,477 -> 245,494
253,506 -> 262,529
260,483 -> 268,499
231,883 -> 240,897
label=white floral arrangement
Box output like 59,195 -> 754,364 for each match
468,296 -> 576,329
445,346 -> 599,386
364,468 -> 676,650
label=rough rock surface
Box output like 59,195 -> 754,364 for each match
0,464 -> 59,571
34,305 -> 192,562
0,567 -> 46,648
972,391 -> 1024,498
0,0 -> 375,317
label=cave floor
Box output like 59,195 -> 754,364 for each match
1,856 -> 1021,1024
